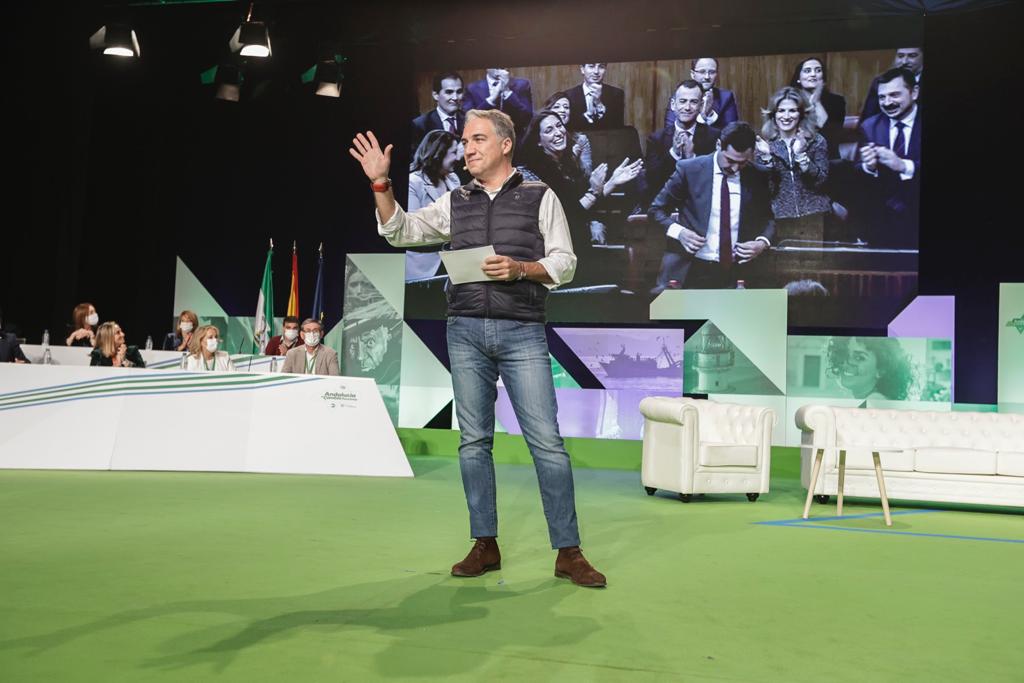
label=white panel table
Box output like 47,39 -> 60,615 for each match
0,364 -> 412,478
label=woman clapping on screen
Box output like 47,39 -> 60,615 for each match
755,87 -> 831,246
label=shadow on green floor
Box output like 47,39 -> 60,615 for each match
1,575 -> 601,678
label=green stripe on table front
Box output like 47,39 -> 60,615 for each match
0,374 -> 300,408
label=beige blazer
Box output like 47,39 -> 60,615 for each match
281,345 -> 340,376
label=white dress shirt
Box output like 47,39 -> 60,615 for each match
888,104 -> 917,180
378,170 -> 577,288
670,122 -> 698,161
695,154 -> 741,262
583,83 -> 606,122
665,152 -> 741,262
436,106 -> 459,134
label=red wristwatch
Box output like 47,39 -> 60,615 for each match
370,178 -> 391,192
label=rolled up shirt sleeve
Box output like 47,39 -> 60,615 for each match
536,188 -> 577,288
377,193 -> 453,247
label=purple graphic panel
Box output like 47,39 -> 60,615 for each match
888,295 -> 955,339
552,327 -> 684,392
496,388 -> 664,440
888,295 -> 955,399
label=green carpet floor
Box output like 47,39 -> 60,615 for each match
1,452 -> 1022,682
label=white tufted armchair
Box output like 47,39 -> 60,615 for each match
639,397 -> 775,502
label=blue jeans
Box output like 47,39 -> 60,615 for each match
446,316 -> 580,549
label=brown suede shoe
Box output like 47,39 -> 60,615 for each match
555,547 -> 606,588
451,537 -> 501,577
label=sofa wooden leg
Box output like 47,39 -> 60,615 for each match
872,451 -> 892,527
803,448 -> 824,519
837,450 -> 846,517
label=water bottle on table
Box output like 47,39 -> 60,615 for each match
42,329 -> 52,364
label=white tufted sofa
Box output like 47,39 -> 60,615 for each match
639,397 -> 775,502
796,405 -> 1024,508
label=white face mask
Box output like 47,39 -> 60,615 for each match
86,313 -> 99,326
284,329 -> 299,341
304,332 -> 321,347
180,322 -> 194,334
205,338 -> 219,352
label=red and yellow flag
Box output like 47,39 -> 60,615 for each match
286,242 -> 299,318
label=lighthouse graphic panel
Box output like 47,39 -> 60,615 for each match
683,322 -> 782,396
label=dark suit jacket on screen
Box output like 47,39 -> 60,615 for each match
856,109 -> 921,247
639,123 -> 719,209
566,83 -> 625,131
648,153 -> 775,288
410,109 -> 465,154
462,77 -> 533,134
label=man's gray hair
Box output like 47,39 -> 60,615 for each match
465,109 -> 516,155
301,317 -> 324,333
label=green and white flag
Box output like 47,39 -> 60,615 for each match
254,242 -> 274,353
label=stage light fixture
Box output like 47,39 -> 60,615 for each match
201,64 -> 244,102
89,23 -> 141,58
229,2 -> 271,58
302,54 -> 347,98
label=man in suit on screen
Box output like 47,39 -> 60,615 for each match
857,67 -> 921,248
648,122 -> 775,292
410,71 -> 466,155
566,63 -> 625,130
641,79 -> 720,209
663,57 -> 739,133
860,47 -> 923,121
462,68 -> 533,137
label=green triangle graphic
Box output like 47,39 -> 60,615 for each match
550,356 -> 581,389
173,257 -> 228,319
348,253 -> 405,317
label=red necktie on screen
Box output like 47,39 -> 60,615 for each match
719,172 -> 732,272
892,121 -> 906,157
446,116 -> 457,134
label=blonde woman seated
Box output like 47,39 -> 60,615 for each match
184,324 -> 236,371
89,321 -> 146,367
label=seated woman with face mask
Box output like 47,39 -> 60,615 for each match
163,310 -> 199,351
66,302 -> 99,347
183,324 -> 236,371
89,321 -> 146,368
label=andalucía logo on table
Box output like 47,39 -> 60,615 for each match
321,384 -> 358,408
1007,314 -> 1024,334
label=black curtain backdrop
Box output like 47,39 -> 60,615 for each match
2,0 -> 1020,404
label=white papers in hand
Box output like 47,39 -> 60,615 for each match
440,245 -> 498,284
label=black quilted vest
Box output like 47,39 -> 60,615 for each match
447,172 -> 549,322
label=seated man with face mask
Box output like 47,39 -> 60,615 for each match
183,324 -> 236,371
281,318 -> 339,376
265,316 -> 303,356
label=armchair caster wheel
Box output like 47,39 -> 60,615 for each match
678,493 -> 692,503
746,493 -> 759,502
644,486 -> 656,496
815,494 -> 830,504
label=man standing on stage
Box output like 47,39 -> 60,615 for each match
348,109 -> 606,588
